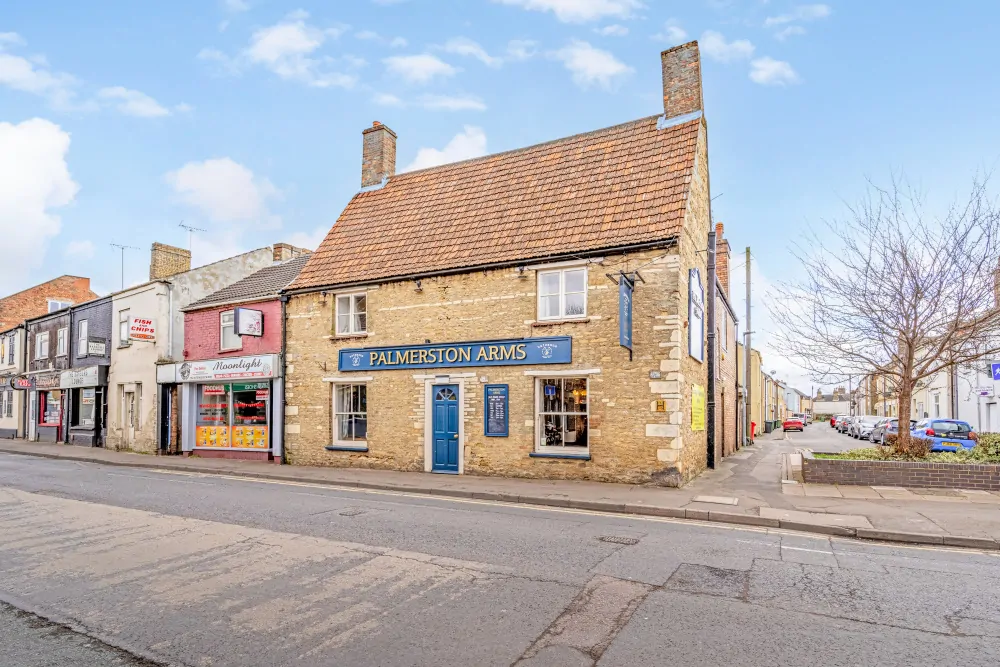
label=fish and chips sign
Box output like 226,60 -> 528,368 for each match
129,317 -> 156,342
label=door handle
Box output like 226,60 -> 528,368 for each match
452,434 -> 459,438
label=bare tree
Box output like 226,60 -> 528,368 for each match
772,176 -> 1000,441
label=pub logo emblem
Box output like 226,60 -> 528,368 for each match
348,353 -> 363,367
179,362 -> 192,380
537,343 -> 557,359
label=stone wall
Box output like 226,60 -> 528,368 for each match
284,245 -> 709,484
803,452 -> 1000,490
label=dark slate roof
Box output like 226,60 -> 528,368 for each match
184,255 -> 311,311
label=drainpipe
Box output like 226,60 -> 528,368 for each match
280,294 -> 289,464
706,228 -> 717,468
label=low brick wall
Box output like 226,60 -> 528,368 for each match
802,452 -> 1000,490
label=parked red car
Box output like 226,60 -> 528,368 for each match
783,417 -> 805,432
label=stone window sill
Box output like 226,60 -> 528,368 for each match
326,444 -> 369,452
532,317 -> 592,328
325,333 -> 369,340
530,451 -> 591,461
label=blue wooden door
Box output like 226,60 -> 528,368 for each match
432,384 -> 460,473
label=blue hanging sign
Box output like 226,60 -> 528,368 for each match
339,336 -> 572,372
484,384 -> 509,437
619,274 -> 634,352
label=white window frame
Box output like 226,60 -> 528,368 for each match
332,383 -> 368,446
220,310 -> 242,351
7,336 -> 12,365
535,377 -> 590,453
48,299 -> 72,313
35,332 -> 49,360
118,309 -> 130,346
77,320 -> 88,357
536,267 -> 588,321
335,292 -> 368,336
56,327 -> 67,357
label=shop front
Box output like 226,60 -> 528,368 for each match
30,371 -> 64,442
62,365 -> 108,446
176,354 -> 283,461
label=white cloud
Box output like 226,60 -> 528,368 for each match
764,4 -> 831,27
775,26 -> 806,40
355,30 -> 407,48
493,0 -> 643,23
203,11 -> 356,88
418,94 -> 487,111
506,39 -> 538,61
372,92 -> 404,106
1,33 -> 180,115
97,86 -> 171,117
383,54 -> 457,84
441,37 -> 502,67
403,126 -> 487,171
552,40 -> 632,90
174,102 -> 194,113
65,240 -> 95,259
595,24 -> 628,37
165,157 -> 281,226
0,119 -> 79,289
286,226 -> 329,252
700,30 -> 755,63
749,57 -> 800,85
374,93 -> 487,111
652,24 -> 687,44
0,33 -> 80,109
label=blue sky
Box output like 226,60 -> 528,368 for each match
3,1 -> 999,389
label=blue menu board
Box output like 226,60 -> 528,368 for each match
484,384 -> 509,437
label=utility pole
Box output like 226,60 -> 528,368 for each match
109,243 -> 140,290
744,246 -> 751,444
178,221 -> 206,251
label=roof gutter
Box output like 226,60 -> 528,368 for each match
282,237 -> 679,297
181,294 -> 282,313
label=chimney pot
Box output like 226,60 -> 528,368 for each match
361,121 -> 397,188
661,40 -> 703,120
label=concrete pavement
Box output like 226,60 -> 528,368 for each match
2,452 -> 1000,666
0,429 -> 998,548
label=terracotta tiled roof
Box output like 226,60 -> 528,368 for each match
289,114 -> 701,291
184,255 -> 311,310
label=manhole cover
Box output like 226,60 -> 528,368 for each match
599,535 -> 640,546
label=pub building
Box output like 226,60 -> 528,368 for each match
0,324 -> 27,439
171,256 -> 309,460
282,42 -> 739,485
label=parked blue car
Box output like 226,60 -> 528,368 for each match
911,419 -> 976,452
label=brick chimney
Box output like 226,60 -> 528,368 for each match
149,242 -> 191,280
272,242 -> 312,263
714,222 -> 731,296
661,40 -> 703,120
361,121 -> 397,188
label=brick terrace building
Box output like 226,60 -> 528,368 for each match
176,255 -> 309,461
0,275 -> 98,331
282,43 -> 739,485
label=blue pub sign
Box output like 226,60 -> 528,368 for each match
338,336 -> 573,372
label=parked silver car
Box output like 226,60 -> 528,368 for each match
849,416 -> 883,440
837,415 -> 854,434
871,418 -> 917,445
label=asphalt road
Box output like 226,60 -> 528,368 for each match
1,452 -> 999,666
783,420 -> 868,453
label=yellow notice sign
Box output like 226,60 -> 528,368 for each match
691,384 -> 706,431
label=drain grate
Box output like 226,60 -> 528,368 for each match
599,535 -> 640,546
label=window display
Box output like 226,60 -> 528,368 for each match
40,390 -> 62,426
537,378 -> 588,449
195,382 -> 270,449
